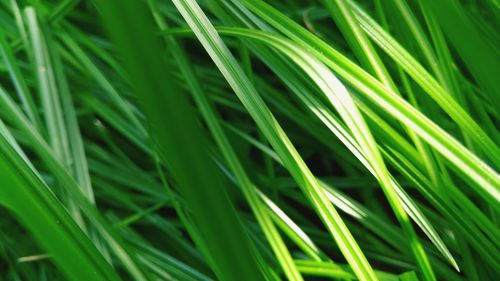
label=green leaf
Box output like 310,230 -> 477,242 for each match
169,0 -> 379,280
0,120 -> 120,281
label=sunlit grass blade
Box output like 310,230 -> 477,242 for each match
170,0 -> 380,280
149,1 -> 302,278
219,25 -> 436,280
225,118 -> 461,276
238,0 -> 500,206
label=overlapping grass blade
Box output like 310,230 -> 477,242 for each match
0,121 -> 119,281
418,0 -> 500,110
0,84 -> 150,281
347,0 -> 500,167
170,0 -> 380,280
0,0 -> 497,280
0,28 -> 41,131
149,1 -> 302,278
238,0 -> 500,206
225,118 -> 463,279
96,0 -> 269,280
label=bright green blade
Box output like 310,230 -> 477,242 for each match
169,0 -> 380,280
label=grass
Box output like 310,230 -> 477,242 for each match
0,0 -> 498,280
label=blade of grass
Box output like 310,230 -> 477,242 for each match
346,0 -> 500,168
95,0 -> 269,280
226,121 -> 462,279
220,25 -> 436,280
237,0 -> 500,206
164,25 -> 459,273
0,29 -> 42,132
0,84 -> 151,280
418,0 -> 500,110
150,2 -> 303,278
0,120 -> 120,281
169,0 -> 380,280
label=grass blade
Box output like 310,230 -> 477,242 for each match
96,0 -> 269,280
169,0 -> 380,280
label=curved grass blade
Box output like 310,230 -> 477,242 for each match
164,25 -> 458,274
322,0 -> 396,90
216,26 -> 436,281
25,6 -> 88,227
169,0 -> 380,280
225,106 -> 460,276
237,0 -> 500,206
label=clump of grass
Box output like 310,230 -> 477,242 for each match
0,0 -> 498,280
